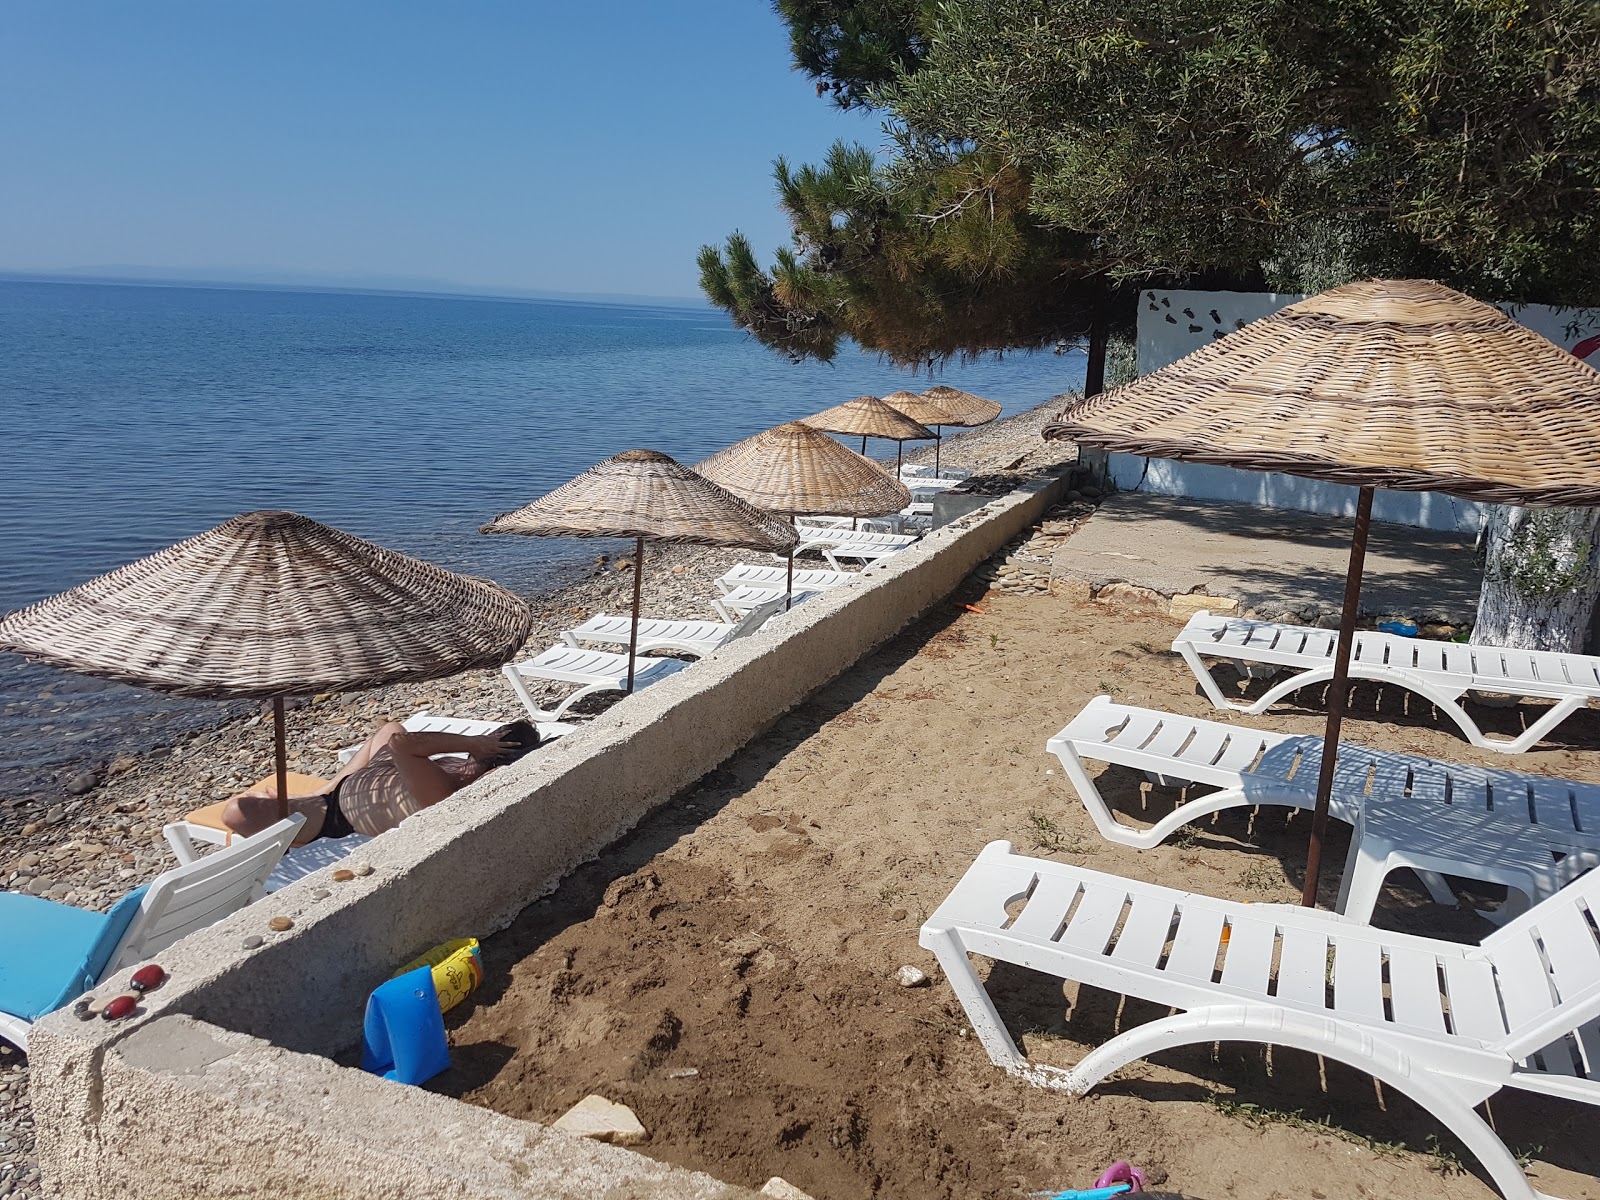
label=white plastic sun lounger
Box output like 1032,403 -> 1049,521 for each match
2,817 -> 303,1049
1174,610 -> 1600,754
711,586 -> 822,622
924,841 -> 1600,1200
1048,696 -> 1600,921
717,563 -> 858,595
795,523 -> 916,551
335,710 -> 576,764
562,596 -> 786,657
501,644 -> 691,721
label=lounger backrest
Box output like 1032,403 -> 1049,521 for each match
725,595 -> 788,644
1476,865 -> 1600,1057
104,816 -> 303,975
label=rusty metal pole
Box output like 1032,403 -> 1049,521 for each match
273,695 -> 289,822
625,536 -> 644,693
1301,485 -> 1375,907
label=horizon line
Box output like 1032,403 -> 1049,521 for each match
0,268 -> 712,311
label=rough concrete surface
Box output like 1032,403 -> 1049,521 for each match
27,469 -> 1070,1200
1054,492 -> 1481,623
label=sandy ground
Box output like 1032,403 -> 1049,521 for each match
441,577 -> 1600,1199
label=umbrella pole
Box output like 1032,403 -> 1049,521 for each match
861,435 -> 868,454
1301,485 -> 1375,907
896,441 -> 903,474
934,426 -> 943,475
787,514 -> 796,612
626,536 -> 644,694
273,696 -> 289,822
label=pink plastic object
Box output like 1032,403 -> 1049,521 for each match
1093,1164 -> 1145,1193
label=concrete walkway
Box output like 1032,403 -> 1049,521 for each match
1054,492 -> 1481,624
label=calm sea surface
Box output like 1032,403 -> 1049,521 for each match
0,279 -> 1083,795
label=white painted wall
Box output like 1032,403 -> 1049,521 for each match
1115,288 -> 1600,532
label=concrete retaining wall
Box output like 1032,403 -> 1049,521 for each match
30,467 -> 1068,1200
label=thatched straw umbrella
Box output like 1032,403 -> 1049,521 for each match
481,450 -> 797,691
885,385 -> 1002,475
697,422 -> 911,607
1043,278 -> 1600,907
0,510 -> 535,819
802,395 -> 936,474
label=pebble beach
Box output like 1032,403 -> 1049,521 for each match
0,394 -> 1083,1198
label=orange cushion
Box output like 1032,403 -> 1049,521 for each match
183,773 -> 333,836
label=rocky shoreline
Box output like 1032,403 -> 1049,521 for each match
0,393 -> 1081,1199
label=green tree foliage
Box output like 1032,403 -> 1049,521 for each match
699,142 -> 1114,367
705,0 -> 1600,365
887,0 -> 1600,303
775,0 -> 926,109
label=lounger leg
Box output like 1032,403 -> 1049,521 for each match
1334,837 -> 1392,924
1060,1007 -> 1542,1200
0,1014 -> 31,1053
1054,747 -> 1165,848
1055,743 -> 1317,849
1414,869 -> 1458,907
500,664 -> 561,723
921,927 -> 1069,1084
1478,695 -> 1589,755
1176,644 -> 1243,711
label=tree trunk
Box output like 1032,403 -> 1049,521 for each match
1472,504 -> 1600,651
1084,307 -> 1109,398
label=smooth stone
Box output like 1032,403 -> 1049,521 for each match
351,863 -> 373,877
895,965 -> 929,988
65,772 -> 100,796
761,1179 -> 817,1200
267,916 -> 294,932
241,936 -> 264,950
551,1094 -> 648,1145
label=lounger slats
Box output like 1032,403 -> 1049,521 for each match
1011,874 -> 1088,941
1056,887 -> 1127,953
1535,903 -> 1600,1002
1164,908 -> 1226,982
1387,948 -> 1448,1035
1171,723 -> 1234,768
1211,731 -> 1278,774
1491,935 -> 1559,1031
1332,940 -> 1387,1023
1110,897 -> 1176,968
1274,929 -> 1330,1009
1218,917 -> 1277,996
1442,958 -> 1507,1042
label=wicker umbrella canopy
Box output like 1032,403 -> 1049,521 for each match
802,395 -> 936,443
917,385 -> 1003,427
696,422 -> 911,517
802,394 -> 936,473
482,450 -> 799,692
480,449 -> 797,551
0,509 -> 535,816
1042,277 -> 1600,909
885,386 -> 1001,474
1042,278 -> 1600,507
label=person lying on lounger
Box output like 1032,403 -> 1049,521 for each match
223,720 -> 541,843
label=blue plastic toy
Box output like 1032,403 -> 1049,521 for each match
1041,1188 -> 1130,1200
360,965 -> 451,1085
1377,619 -> 1419,637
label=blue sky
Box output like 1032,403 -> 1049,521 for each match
0,2 -> 878,299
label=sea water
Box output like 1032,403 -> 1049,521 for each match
0,278 -> 1084,795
